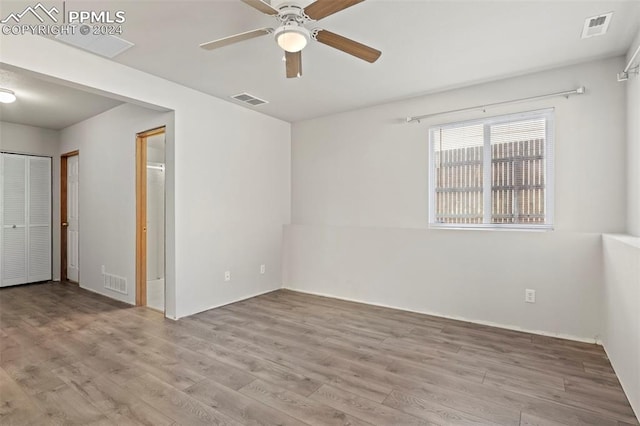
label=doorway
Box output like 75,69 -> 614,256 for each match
136,127 -> 166,311
61,150 -> 79,283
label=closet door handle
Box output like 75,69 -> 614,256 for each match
12,225 -> 16,229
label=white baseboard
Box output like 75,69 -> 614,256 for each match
77,283 -> 135,306
175,288 -> 281,320
601,344 -> 640,420
283,286 -> 600,345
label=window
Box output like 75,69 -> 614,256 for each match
429,109 -> 554,230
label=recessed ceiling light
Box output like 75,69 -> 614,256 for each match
0,88 -> 16,104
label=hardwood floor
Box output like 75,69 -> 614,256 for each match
0,282 -> 637,425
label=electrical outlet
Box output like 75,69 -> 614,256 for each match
525,289 -> 536,303
260,264 -> 266,274
101,265 -> 105,274
224,271 -> 231,282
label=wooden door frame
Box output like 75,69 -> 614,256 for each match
136,126 -> 165,307
60,150 -> 79,283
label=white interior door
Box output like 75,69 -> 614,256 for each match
66,155 -> 79,282
1,154 -> 28,287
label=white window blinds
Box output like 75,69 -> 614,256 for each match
429,109 -> 554,229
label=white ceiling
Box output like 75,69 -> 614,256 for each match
6,1 -> 640,123
0,67 -> 123,130
108,0 -> 640,122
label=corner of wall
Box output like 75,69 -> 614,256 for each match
601,234 -> 640,420
626,28 -> 640,236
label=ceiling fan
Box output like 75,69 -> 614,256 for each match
199,0 -> 381,78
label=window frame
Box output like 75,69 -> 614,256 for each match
428,108 -> 555,231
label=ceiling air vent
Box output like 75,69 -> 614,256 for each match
231,92 -> 268,106
581,12 -> 613,39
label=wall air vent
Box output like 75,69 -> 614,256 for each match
231,92 -> 269,106
103,271 -> 127,294
581,12 -> 613,39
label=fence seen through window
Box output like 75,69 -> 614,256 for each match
430,110 -> 553,228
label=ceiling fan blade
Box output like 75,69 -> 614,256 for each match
304,0 -> 364,21
285,51 -> 302,78
240,0 -> 279,15
314,29 -> 381,63
199,28 -> 273,50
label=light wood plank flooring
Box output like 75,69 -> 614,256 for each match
0,282 -> 637,425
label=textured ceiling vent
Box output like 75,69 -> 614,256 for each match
231,92 -> 268,106
581,12 -> 613,39
55,30 -> 134,58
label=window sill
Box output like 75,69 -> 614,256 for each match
428,224 -> 554,232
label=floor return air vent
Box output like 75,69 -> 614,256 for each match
103,272 -> 127,294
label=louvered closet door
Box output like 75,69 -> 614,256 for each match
28,156 -> 51,282
1,154 -> 28,287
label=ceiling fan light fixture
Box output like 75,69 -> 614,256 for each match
200,0 -> 381,79
0,88 -> 17,104
274,25 -> 310,53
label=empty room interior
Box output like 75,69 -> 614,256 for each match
0,0 -> 639,425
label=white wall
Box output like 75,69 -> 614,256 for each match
285,57 -> 627,341
600,31 -> 640,421
0,121 -> 61,281
627,29 -> 640,237
146,133 -> 165,281
147,133 -> 165,163
59,104 -> 172,306
1,34 -> 291,319
602,235 -> 640,419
